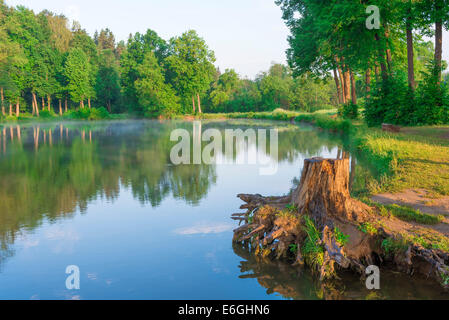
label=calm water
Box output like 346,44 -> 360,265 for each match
0,119 -> 446,300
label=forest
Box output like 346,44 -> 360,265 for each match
276,0 -> 449,126
0,0 -> 449,126
0,1 -> 338,121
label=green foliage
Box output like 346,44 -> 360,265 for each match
384,203 -> 443,224
415,64 -> 449,125
381,237 -> 408,256
39,109 -> 56,118
358,222 -> 378,235
289,244 -> 298,255
339,103 -> 359,119
164,30 -> 216,113
285,203 -> 298,213
301,215 -> 324,272
64,48 -> 92,103
65,107 -> 110,120
135,51 -> 180,117
334,227 -> 349,246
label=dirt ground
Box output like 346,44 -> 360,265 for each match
372,189 -> 449,235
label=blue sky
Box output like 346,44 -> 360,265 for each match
5,0 -> 290,78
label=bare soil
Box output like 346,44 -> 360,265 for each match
372,189 -> 449,235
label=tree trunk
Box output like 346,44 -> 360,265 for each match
406,18 -> 416,90
47,95 -> 51,112
81,100 -> 85,109
232,157 -> 371,279
59,99 -> 62,116
435,20 -> 443,83
333,69 -> 342,105
15,98 -> 19,117
350,71 -> 357,105
338,67 -> 346,104
192,96 -> 196,113
88,98 -> 91,109
343,67 -> 351,103
41,97 -> 45,111
197,93 -> 202,114
374,33 -> 388,81
385,28 -> 392,72
107,100 -> 111,113
9,103 -> 12,116
33,93 -> 40,117
65,99 -> 68,113
0,87 -> 4,116
291,158 -> 370,225
365,68 -> 371,99
31,94 -> 36,116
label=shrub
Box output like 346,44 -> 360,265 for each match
39,110 -> 57,118
364,72 -> 409,126
64,107 -> 110,120
339,103 -> 359,119
415,64 -> 449,125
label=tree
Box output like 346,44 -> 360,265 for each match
95,49 -> 121,112
64,48 -> 91,108
209,69 -> 240,110
134,51 -> 180,117
258,63 -> 293,110
165,30 -> 216,113
120,29 -> 167,112
94,28 -> 115,51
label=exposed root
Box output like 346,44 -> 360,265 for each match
231,157 -> 449,289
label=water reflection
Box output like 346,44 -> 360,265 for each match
233,243 -> 449,300
0,119 -> 383,299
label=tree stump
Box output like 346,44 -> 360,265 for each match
292,157 -> 370,227
232,157 -> 449,288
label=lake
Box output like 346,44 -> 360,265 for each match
0,119 -> 446,300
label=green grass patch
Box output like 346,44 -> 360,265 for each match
360,198 -> 444,225
301,215 -> 325,272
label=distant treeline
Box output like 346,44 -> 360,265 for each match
276,0 -> 449,126
0,1 -> 338,119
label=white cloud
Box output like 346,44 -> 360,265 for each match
174,222 -> 233,235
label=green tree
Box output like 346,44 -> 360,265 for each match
165,30 -> 216,113
64,48 -> 91,108
95,49 -> 121,112
134,51 -> 180,117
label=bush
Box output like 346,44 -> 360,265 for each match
364,72 -> 409,126
39,110 -> 57,118
415,65 -> 449,125
339,103 -> 359,119
64,107 -> 110,120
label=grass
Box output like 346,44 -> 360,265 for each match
0,108 -> 129,123
403,228 -> 449,252
358,222 -> 379,235
301,215 -> 325,272
358,130 -> 449,196
381,237 -> 408,256
360,198 -> 444,225
334,226 -> 350,246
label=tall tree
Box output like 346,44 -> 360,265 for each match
134,51 -> 180,117
165,30 -> 216,113
64,48 -> 91,108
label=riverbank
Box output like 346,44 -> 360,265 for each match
188,109 -> 449,199
219,109 -> 449,288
